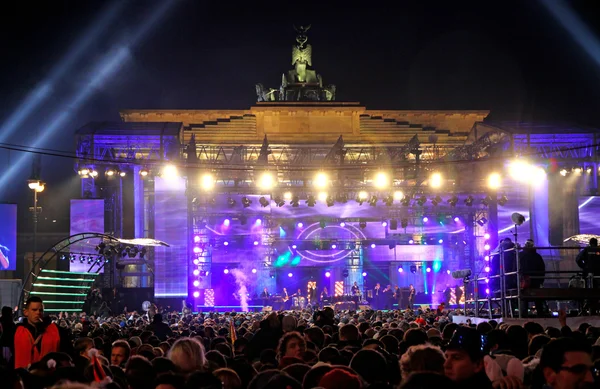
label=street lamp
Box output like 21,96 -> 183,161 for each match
28,180 -> 45,264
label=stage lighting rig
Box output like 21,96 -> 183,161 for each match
431,195 -> 442,206
291,196 -> 300,207
227,197 -> 237,207
306,195 -> 316,207
417,195 -> 427,206
498,195 -> 508,206
384,195 -> 393,206
273,197 -> 285,207
464,195 -> 474,206
259,196 -> 270,207
401,196 -> 411,206
451,269 -> 472,279
369,195 -> 378,206
447,195 -> 458,207
326,196 -> 335,207
481,195 -> 493,207
337,193 -> 348,203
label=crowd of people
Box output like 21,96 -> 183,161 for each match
0,295 -> 598,389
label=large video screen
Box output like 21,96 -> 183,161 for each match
0,204 -> 17,271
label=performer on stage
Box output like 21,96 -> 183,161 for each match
321,287 -> 330,308
373,283 -> 381,309
408,284 -> 416,310
260,288 -> 270,307
281,287 -> 290,309
308,286 -> 317,309
393,285 -> 402,309
443,285 -> 452,306
383,284 -> 393,309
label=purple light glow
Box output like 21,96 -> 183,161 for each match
362,271 -> 367,277
340,222 -> 346,227
426,267 -> 431,272
193,259 -> 200,265
194,235 -> 201,243
446,270 -> 451,274
409,239 -> 414,244
438,239 -> 443,244
224,218 -> 230,226
251,268 -> 257,274
484,255 -> 490,261
297,222 -> 304,228
288,272 -> 293,278
331,244 -> 337,249
485,266 -> 490,272
255,218 -> 262,226
484,233 -> 491,240
223,241 -> 229,246
193,280 -> 200,287
398,267 -> 404,273
193,291 -> 200,298
485,278 -> 489,283
485,288 -> 490,294
370,243 -> 376,249
292,244 -> 297,249
193,269 -> 200,276
381,221 -> 388,227
224,268 -> 229,274
484,244 -> 491,251
253,241 -> 259,246
454,217 -> 460,222
423,216 -> 429,223
193,246 -> 202,254
325,271 -> 331,277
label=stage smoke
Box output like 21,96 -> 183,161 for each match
230,269 -> 249,312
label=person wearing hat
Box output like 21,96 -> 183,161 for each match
520,239 -> 547,317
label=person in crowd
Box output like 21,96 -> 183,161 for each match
520,239 -> 547,317
14,296 -> 60,369
0,306 -> 16,366
168,337 -> 207,374
444,326 -> 492,387
277,331 -> 306,360
400,344 -> 446,379
540,337 -> 595,389
147,313 -> 173,341
111,339 -> 131,368
72,337 -> 93,371
577,237 -> 600,314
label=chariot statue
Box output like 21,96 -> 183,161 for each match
255,25 -> 336,102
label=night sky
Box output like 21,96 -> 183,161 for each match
1,0 -> 599,232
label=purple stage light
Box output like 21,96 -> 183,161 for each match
446,269 -> 451,274
288,272 -> 293,278
224,268 -> 229,274
224,218 -> 230,226
426,267 -> 431,272
485,278 -> 489,283
193,291 -> 200,298
194,235 -> 201,243
193,246 -> 202,254
223,241 -> 229,246
485,288 -> 490,295
297,222 -> 304,228
340,222 -> 346,227
193,280 -> 200,287
292,244 -> 297,249
362,271 -> 367,277
484,255 -> 490,261
454,217 -> 460,222
422,216 -> 429,223
484,244 -> 491,251
484,233 -> 490,240
485,266 -> 490,272
325,271 -> 331,278
193,259 -> 200,265
255,218 -> 262,226
438,239 -> 444,244
253,241 -> 259,246
331,244 -> 337,249
251,268 -> 257,274
381,221 -> 388,227
193,269 -> 200,276
398,267 -> 403,273
409,239 -> 414,244
370,243 -> 376,249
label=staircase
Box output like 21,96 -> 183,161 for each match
359,115 -> 467,144
30,269 -> 98,313
185,115 -> 258,141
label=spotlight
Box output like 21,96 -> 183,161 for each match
288,272 -> 293,278
325,271 -> 331,277
253,241 -> 259,246
401,196 -> 411,206
574,167 -> 583,174
357,191 -> 368,205
484,233 -> 490,240
362,271 -> 367,277
381,220 -> 388,227
370,243 -> 376,249
161,164 -> 178,179
447,195 -> 458,207
398,267 -> 403,273
408,239 -> 414,244
481,196 -> 493,207
446,269 -> 451,275
274,197 -> 285,207
284,192 -> 293,200
224,219 -> 230,226
410,265 -> 417,274
325,194 -> 335,206
401,219 -> 408,228
484,255 -> 490,261
464,195 -> 474,206
78,167 -> 90,176
223,241 -> 229,246
193,246 -> 202,254
454,216 -> 460,222
498,195 -> 508,206
292,244 -> 297,249
417,196 -> 427,206
291,196 -> 300,207
339,221 -> 346,227
485,288 -> 490,295
228,197 -> 237,207
224,268 -> 229,274
560,168 -> 568,176
259,196 -> 270,207
373,172 -> 389,189
193,291 -> 200,298
431,195 -> 442,206
426,267 -> 431,273
201,173 -> 215,190
383,195 -> 394,206
306,195 -> 316,206
485,266 -> 490,272
314,172 -> 329,189
89,170 -> 98,177
252,268 -> 257,274
422,216 -> 429,223
487,173 -> 501,190
193,269 -> 200,276
368,195 -> 378,206
477,217 -> 488,226
241,197 -> 252,208
438,239 -> 443,244
193,280 -> 200,287
331,243 -> 337,249
297,222 -> 304,228
430,172 -> 443,188
258,172 -> 275,190
105,168 -> 116,176
139,168 -> 149,177
119,171 -> 126,177
336,193 -> 348,203
393,191 -> 404,200
359,220 -> 367,229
